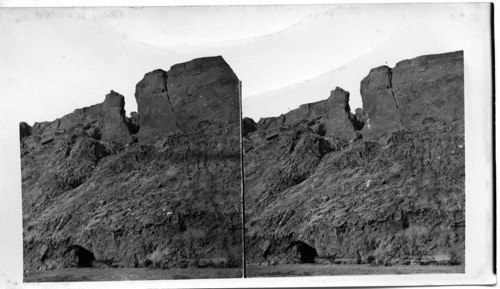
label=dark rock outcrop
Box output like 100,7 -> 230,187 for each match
244,51 -> 464,267
353,108 -> 366,130
127,112 -> 141,134
135,56 -> 239,139
255,86 -> 361,142
323,87 -> 358,139
391,51 -> 464,128
134,69 -> 175,136
360,66 -> 403,136
21,56 -> 242,273
361,51 -> 464,137
28,90 -> 133,148
242,117 -> 257,137
20,122 -> 32,140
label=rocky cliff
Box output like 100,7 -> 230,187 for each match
361,51 -> 464,136
135,56 -> 240,139
21,51 -> 465,272
244,51 -> 464,266
21,56 -> 242,272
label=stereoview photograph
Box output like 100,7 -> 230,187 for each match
243,51 -> 465,277
20,56 -> 243,281
1,2 -> 494,286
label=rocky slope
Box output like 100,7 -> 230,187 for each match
21,56 -> 242,272
244,51 -> 464,266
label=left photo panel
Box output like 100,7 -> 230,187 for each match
12,9 -> 243,282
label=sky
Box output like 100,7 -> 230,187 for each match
0,3 -> 490,123
243,3 -> 488,119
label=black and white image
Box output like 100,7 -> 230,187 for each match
243,51 -> 465,277
16,10 -> 244,281
241,4 -> 473,277
0,2 -> 495,287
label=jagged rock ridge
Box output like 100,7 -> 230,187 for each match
21,56 -> 242,272
244,51 -> 464,267
255,87 -> 362,139
22,90 -> 136,150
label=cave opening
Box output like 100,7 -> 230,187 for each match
64,245 -> 95,267
287,240 -> 318,263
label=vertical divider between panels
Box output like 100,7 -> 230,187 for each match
239,80 -> 247,278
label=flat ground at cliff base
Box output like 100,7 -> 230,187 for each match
247,264 -> 464,277
25,264 -> 464,282
24,267 -> 242,282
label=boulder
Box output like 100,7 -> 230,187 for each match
257,115 -> 285,131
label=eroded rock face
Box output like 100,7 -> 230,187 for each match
135,56 -> 239,139
244,51 -> 465,267
255,86 -> 360,142
361,51 -> 464,137
242,117 -> 257,137
21,56 -> 242,272
323,87 -> 357,139
360,66 -> 402,136
391,51 -> 464,128
168,56 -> 240,130
27,90 -> 133,148
128,112 -> 140,134
20,122 -> 32,140
134,69 -> 175,136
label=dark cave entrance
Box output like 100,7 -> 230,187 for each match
64,245 -> 95,267
287,241 -> 318,263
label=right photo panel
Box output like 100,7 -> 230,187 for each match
242,4 -> 466,277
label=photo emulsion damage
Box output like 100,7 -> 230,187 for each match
20,57 -> 243,281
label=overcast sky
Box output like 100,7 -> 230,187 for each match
0,3 -> 490,124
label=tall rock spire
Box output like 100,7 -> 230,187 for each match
360,51 -> 464,137
135,56 -> 240,139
